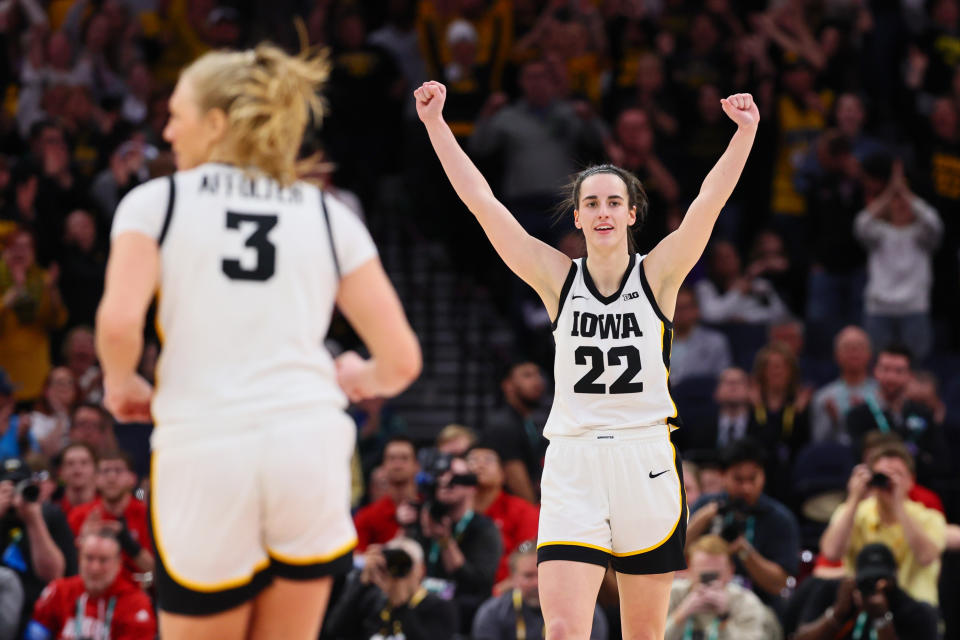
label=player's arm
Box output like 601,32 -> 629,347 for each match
414,81 -> 571,318
96,232 -> 158,422
644,94 -> 759,311
335,258 -> 422,401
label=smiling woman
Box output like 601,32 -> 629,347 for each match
416,80 -> 759,638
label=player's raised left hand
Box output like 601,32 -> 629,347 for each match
720,93 -> 760,130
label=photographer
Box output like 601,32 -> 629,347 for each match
665,535 -> 772,640
472,541 -> 608,640
793,544 -> 938,640
26,528 -> 155,640
0,457 -> 76,631
324,538 -> 458,640
415,454 -> 501,633
819,444 -> 946,606
687,438 -> 800,602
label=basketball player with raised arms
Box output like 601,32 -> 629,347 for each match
95,46 -> 421,640
415,81 -> 758,638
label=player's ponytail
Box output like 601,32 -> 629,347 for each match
182,43 -> 329,186
555,165 -> 649,254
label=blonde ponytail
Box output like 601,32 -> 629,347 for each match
182,43 -> 329,186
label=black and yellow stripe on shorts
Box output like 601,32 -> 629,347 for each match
537,442 -> 688,575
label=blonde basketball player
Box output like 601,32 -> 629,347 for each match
96,45 -> 421,640
415,81 -> 758,638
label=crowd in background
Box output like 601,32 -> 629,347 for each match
0,0 -> 959,638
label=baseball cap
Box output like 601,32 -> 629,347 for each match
855,543 -> 897,584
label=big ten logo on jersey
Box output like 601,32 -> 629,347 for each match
623,291 -> 639,301
570,311 -> 642,340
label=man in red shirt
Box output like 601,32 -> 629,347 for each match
466,443 -> 539,585
67,451 -> 153,578
28,529 -> 155,639
355,436 -> 420,550
55,443 -> 97,518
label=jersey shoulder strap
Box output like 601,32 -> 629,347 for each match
157,174 -> 176,247
550,260 -> 580,330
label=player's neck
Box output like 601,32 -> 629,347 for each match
388,480 -> 417,504
67,485 -> 96,506
103,493 -> 131,515
584,249 -> 631,297
474,485 -> 499,513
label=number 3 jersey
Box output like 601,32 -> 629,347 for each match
110,163 -> 377,426
544,253 -> 679,439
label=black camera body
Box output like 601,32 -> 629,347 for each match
867,472 -> 891,490
382,548 -> 413,579
415,452 -> 478,525
715,498 -> 756,543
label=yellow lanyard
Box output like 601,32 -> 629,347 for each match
378,587 -> 429,637
754,403 -> 796,439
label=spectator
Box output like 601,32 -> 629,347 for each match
465,443 -> 538,586
861,433 -> 943,514
89,141 -> 148,223
854,161 -> 942,363
55,442 -> 97,517
433,20 -> 491,141
687,439 -> 800,604
675,367 -> 756,452
802,130 -> 868,331
27,529 -> 156,640
793,544 -> 939,640
905,370 -> 950,429
0,457 -> 76,629
0,228 -> 67,402
484,361 -> 546,503
354,436 -> 420,551
469,59 -> 607,243
819,445 -> 947,605
746,230 -> 804,316
667,287 -> 732,386
324,537 -> 458,640
67,451 -> 152,579
748,343 -> 810,501
415,455 -> 501,633
57,210 -> 105,329
606,52 -> 680,140
810,326 -> 878,444
67,404 -> 115,456
695,240 -> 790,325
472,541 -> 608,640
665,535 -> 774,640
845,344 -> 948,485
0,370 -> 33,462
61,327 -> 101,405
0,565 -> 23,640
434,423 -> 478,457
28,367 -> 76,459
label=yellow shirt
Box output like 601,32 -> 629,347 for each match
838,497 -> 946,606
770,93 -> 831,216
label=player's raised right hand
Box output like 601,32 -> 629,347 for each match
414,81 -> 446,124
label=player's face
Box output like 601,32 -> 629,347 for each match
163,79 -> 220,171
575,173 -> 636,252
79,537 -> 122,595
61,448 -> 96,489
513,554 -> 539,606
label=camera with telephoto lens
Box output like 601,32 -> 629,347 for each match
0,458 -> 41,504
715,498 -> 756,543
382,548 -> 413,578
416,452 -> 478,524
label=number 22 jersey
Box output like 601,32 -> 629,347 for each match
544,254 -> 679,439
110,163 -> 377,427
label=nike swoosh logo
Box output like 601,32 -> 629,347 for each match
572,295 -> 587,300
649,469 -> 670,479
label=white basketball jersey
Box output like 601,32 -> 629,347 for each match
110,163 -> 377,426
543,254 -> 679,439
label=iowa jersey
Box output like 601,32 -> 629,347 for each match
110,163 -> 377,426
544,254 -> 678,439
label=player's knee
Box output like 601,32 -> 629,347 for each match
545,617 -> 589,640
623,625 -> 663,640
